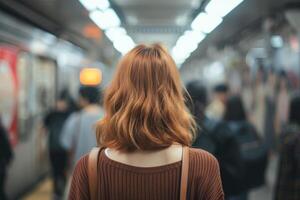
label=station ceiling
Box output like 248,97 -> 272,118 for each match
114,0 -> 206,49
0,0 -> 297,62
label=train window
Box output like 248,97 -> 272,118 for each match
16,52 -> 57,141
31,56 -> 57,115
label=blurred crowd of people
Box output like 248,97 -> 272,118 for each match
187,65 -> 300,200
240,67 -> 292,151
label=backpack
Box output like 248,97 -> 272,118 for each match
192,118 -> 217,154
193,119 -> 269,194
227,121 -> 269,191
211,121 -> 245,196
193,119 -> 245,196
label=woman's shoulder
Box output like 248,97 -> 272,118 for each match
189,147 -> 217,159
188,147 -> 220,170
69,154 -> 90,199
73,154 -> 90,177
188,148 -> 224,199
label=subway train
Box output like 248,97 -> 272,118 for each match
0,10 -> 113,199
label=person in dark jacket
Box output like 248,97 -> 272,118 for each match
0,117 -> 13,200
223,96 -> 249,200
186,81 -> 216,153
275,94 -> 300,200
43,90 -> 73,200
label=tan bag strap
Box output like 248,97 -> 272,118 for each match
180,146 -> 189,200
88,147 -> 101,200
88,146 -> 189,200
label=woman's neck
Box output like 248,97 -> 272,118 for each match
106,144 -> 183,167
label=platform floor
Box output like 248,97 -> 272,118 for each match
22,179 -> 52,200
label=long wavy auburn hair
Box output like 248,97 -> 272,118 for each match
96,44 -> 196,151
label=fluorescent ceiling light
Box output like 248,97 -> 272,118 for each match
173,55 -> 187,66
171,31 -> 205,65
175,40 -> 198,54
172,47 -> 191,60
191,12 -> 223,33
182,30 -> 206,44
205,0 -> 244,18
105,27 -> 127,42
79,0 -> 110,11
175,32 -> 204,53
171,0 -> 244,67
90,9 -> 121,30
113,35 -> 135,54
175,59 -> 185,66
173,56 -> 186,64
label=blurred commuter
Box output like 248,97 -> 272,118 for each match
264,69 -> 277,151
275,70 -> 290,138
275,94 -> 300,200
186,81 -> 216,153
241,67 -> 254,121
252,66 -> 266,137
0,117 -> 13,200
224,96 -> 268,200
208,111 -> 243,197
61,86 -> 103,170
69,44 -> 224,200
206,83 -> 229,121
43,90 -> 73,200
186,81 -> 207,123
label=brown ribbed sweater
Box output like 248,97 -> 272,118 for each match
69,148 -> 224,200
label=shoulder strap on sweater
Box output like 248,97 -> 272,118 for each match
180,146 -> 189,200
88,147 -> 101,200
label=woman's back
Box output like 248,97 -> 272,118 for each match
69,44 -> 224,200
69,148 -> 223,200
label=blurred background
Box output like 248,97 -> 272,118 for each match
0,0 -> 299,199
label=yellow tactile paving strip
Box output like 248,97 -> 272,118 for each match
22,179 -> 52,200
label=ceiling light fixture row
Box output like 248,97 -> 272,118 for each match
79,0 -> 135,55
172,0 -> 244,67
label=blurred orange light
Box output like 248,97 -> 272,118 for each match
80,68 -> 102,86
83,24 -> 102,40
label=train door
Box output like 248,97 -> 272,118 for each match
31,55 -> 57,170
